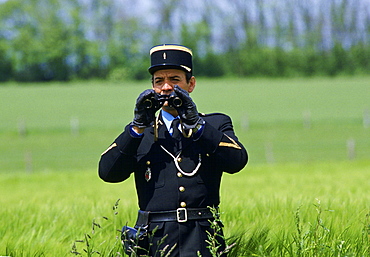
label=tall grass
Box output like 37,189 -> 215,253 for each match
1,160 -> 369,256
220,161 -> 370,256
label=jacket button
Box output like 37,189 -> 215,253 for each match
180,202 -> 186,207
179,186 -> 185,192
177,157 -> 182,163
177,172 -> 183,177
146,161 -> 151,165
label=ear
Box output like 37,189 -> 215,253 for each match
188,76 -> 196,93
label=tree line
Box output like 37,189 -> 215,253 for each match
0,0 -> 369,82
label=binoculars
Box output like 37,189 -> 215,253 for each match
144,93 -> 182,109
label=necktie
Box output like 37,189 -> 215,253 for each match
171,118 -> 180,138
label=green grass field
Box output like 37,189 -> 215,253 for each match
1,77 -> 370,256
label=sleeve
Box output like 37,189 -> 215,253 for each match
196,114 -> 248,174
98,124 -> 143,183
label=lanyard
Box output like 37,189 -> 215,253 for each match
160,145 -> 201,177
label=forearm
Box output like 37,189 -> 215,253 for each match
196,119 -> 248,173
98,125 -> 143,182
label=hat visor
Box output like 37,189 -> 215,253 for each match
148,64 -> 191,75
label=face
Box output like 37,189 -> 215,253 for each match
152,69 -> 195,95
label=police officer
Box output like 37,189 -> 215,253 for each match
99,44 -> 248,256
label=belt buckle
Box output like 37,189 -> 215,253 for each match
176,208 -> 188,222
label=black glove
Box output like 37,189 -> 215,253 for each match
132,89 -> 160,128
173,85 -> 204,130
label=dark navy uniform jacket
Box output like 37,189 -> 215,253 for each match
99,112 -> 248,256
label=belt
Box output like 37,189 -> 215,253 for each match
136,207 -> 217,224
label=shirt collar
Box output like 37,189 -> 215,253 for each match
161,109 -> 179,133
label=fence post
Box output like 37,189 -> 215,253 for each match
25,151 -> 33,173
241,113 -> 249,131
70,117 -> 80,136
18,119 -> 27,137
303,110 -> 311,129
265,142 -> 275,164
347,138 -> 356,160
364,109 -> 370,128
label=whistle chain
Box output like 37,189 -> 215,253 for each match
160,145 -> 201,177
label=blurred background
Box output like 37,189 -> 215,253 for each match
0,0 -> 369,82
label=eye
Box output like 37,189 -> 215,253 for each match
154,79 -> 163,85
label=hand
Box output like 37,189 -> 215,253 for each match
131,89 -> 160,128
173,85 -> 204,129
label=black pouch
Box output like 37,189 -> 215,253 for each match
121,225 -> 147,255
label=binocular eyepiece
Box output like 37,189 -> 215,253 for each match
144,93 -> 182,109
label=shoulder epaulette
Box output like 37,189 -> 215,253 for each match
199,112 -> 225,117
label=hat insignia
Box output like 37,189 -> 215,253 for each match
163,52 -> 167,60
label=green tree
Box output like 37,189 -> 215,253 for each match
3,0 -> 71,81
0,40 -> 12,81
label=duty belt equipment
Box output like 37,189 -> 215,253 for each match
122,208 -> 218,255
136,207 -> 217,226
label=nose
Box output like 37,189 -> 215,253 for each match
161,83 -> 174,94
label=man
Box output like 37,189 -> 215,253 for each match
99,44 -> 248,256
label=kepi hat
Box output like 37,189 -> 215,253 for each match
148,44 -> 193,75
